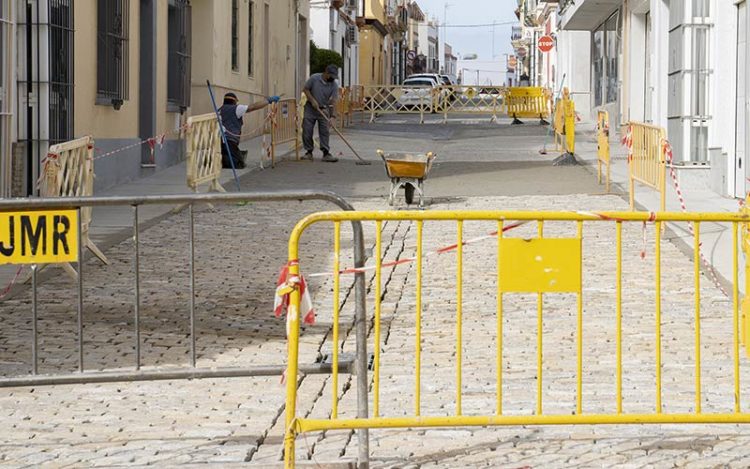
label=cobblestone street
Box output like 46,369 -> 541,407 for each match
1,119 -> 749,467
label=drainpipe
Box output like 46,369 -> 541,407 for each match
295,0 -> 299,98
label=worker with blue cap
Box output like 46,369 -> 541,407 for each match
219,92 -> 280,168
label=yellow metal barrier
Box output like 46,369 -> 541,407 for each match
40,136 -> 108,278
269,98 -> 300,166
186,113 -> 225,194
597,110 -> 611,192
438,85 -> 505,122
506,86 -> 551,125
628,121 -> 666,211
349,85 -> 366,123
553,88 -> 576,155
364,85 -> 435,124
284,209 -> 750,467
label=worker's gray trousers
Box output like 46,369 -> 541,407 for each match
302,114 -> 331,153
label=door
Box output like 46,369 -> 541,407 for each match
736,1 -> 747,197
644,12 -> 653,122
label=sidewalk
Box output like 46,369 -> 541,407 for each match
573,129 -> 744,295
0,136 -> 268,297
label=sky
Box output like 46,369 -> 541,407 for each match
412,0 -> 518,62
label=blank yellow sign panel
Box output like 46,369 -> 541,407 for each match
500,238 -> 581,293
0,210 -> 79,265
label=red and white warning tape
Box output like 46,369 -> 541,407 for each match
306,220 -> 532,279
0,266 -> 25,300
662,139 -> 729,297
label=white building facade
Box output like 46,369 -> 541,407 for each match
557,0 -> 750,198
310,0 -> 360,87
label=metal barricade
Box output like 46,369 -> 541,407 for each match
506,87 -> 551,125
186,113 -> 225,194
349,84 -> 366,123
0,191 -> 368,396
364,85 -> 435,124
40,136 -> 108,278
269,99 -> 301,166
597,110 -> 611,192
553,88 -> 576,155
627,122 -> 666,211
285,208 -> 750,468
438,85 -> 505,122
335,87 -> 352,129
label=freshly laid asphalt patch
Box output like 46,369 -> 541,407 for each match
241,159 -> 606,199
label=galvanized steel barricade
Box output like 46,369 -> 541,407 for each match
186,113 -> 225,194
627,122 -> 666,211
0,191 -> 369,400
364,85 -> 435,124
270,99 -> 301,166
284,208 -> 750,468
40,136 -> 109,278
438,85 -> 505,122
597,110 -> 611,192
506,86 -> 551,125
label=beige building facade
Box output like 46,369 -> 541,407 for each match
6,0 -> 309,196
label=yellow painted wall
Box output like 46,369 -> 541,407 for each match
359,27 -> 385,87
73,1 -> 141,138
366,0 -> 385,21
190,0 -> 309,138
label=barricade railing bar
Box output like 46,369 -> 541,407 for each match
40,136 -> 109,278
506,86 -> 551,125
627,121 -> 666,211
597,110 -> 611,192
269,99 -> 301,167
186,113 -> 225,194
0,191 -> 369,404
284,208 -> 750,468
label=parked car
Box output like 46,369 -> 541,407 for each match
407,74 -> 443,86
398,78 -> 452,111
441,75 -> 457,86
398,78 -> 440,108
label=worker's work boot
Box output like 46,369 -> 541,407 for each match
302,151 -> 314,161
322,152 -> 339,163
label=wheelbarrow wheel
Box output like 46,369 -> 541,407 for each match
405,184 -> 416,205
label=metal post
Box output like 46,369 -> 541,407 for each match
77,208 -> 84,372
133,205 -> 141,370
189,204 -> 196,367
351,220 -> 370,469
31,264 -> 38,375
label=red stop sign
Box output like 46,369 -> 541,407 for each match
538,35 -> 554,53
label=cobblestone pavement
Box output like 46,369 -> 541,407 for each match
2,193 -> 750,467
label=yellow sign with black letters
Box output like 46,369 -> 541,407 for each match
0,210 -> 79,265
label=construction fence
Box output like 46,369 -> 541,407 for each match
0,191 -> 368,388
283,208 -> 750,467
362,85 -> 552,124
625,121 -> 667,211
552,88 -> 576,156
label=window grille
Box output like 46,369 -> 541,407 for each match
50,0 -> 74,144
248,1 -> 254,76
168,0 -> 191,111
97,0 -> 130,108
231,0 -> 239,71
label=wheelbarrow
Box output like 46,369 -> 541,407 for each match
377,149 -> 437,207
